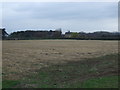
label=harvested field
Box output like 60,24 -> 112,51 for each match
2,40 -> 118,81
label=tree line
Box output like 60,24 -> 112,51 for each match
0,28 -> 120,40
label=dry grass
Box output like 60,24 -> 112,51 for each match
2,40 -> 118,80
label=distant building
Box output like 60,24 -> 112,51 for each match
65,31 -> 72,38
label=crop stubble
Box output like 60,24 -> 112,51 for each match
2,40 -> 118,80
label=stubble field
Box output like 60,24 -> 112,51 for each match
2,40 -> 118,81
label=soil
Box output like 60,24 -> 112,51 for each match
2,40 -> 118,80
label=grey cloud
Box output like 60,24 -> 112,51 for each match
31,2 -> 117,20
3,2 -> 117,20
2,2 -> 118,33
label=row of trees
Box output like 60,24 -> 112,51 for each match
8,30 -> 62,40
1,28 -> 120,40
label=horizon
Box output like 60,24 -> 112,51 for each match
0,27 -> 119,35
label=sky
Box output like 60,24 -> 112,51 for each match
1,2 -> 118,34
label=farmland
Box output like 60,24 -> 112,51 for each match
2,40 -> 119,88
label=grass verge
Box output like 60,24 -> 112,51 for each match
2,80 -> 20,88
66,75 -> 119,88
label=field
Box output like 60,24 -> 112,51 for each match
2,40 -> 119,88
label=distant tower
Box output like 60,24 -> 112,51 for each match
55,28 -> 62,34
68,30 -> 70,33
55,28 -> 62,31
55,28 -> 62,37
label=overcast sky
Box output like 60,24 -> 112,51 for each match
1,2 -> 118,34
